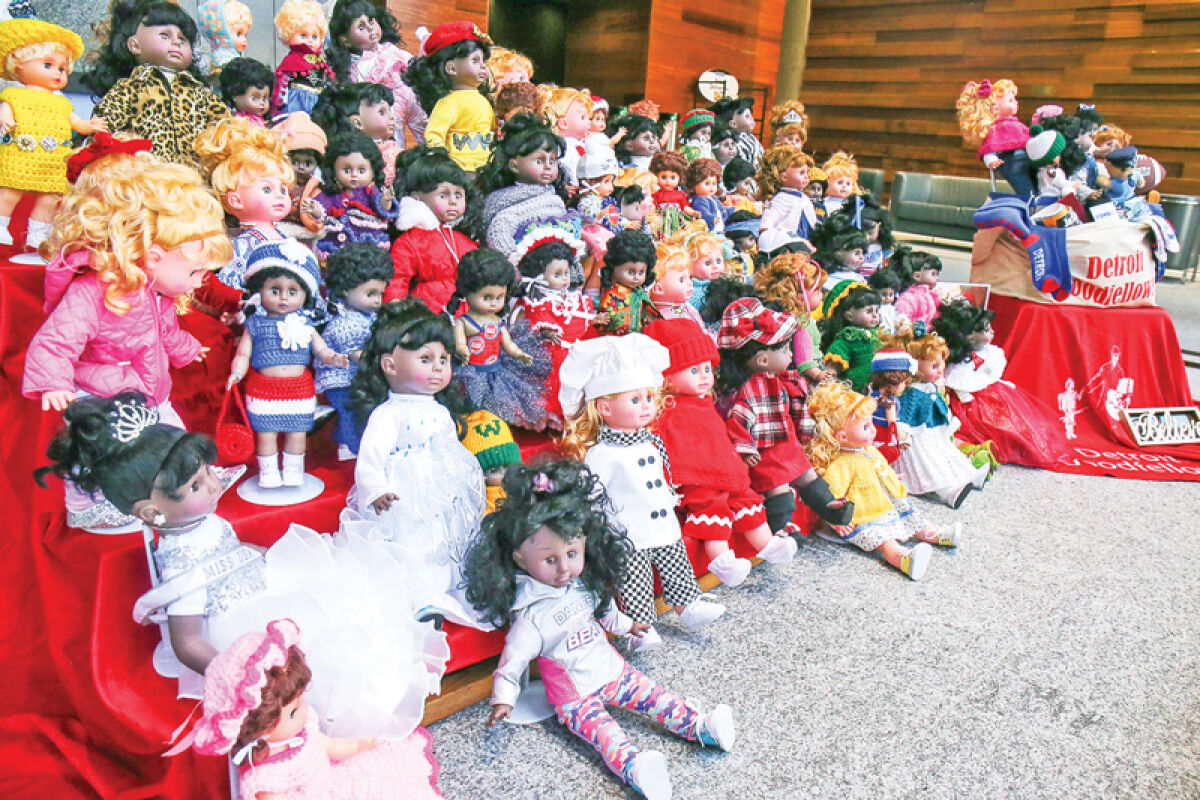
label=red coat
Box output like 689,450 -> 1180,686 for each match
385,196 -> 478,314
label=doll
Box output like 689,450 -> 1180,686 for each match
271,111 -> 326,227
710,122 -> 739,168
403,21 -> 494,172
683,231 -> 727,313
805,382 -> 959,581
344,298 -> 489,629
867,266 -> 907,335
935,298 -> 1070,470
305,133 -> 398,260
477,112 -> 571,257
465,461 -> 736,799
645,318 -> 797,584
575,140 -> 622,269
319,244 -> 392,460
451,247 -> 552,430
804,165 -> 827,209
35,394 -> 449,733
678,108 -> 715,162
387,146 -> 478,313
0,19 -> 105,243
753,252 -> 831,385
327,0 -> 428,149
716,298 -> 854,533
587,94 -> 614,148
197,0 -> 251,68
85,0 -> 230,171
461,410 -> 523,514
891,332 -> 989,508
271,0 -> 336,119
539,84 -> 592,187
685,157 -> 726,233
559,336 -> 727,653
649,151 -> 696,215
710,96 -> 762,168
820,280 -> 881,393
495,80 -> 539,124
1098,146 -> 1153,220
648,243 -> 703,326
892,249 -> 943,327
615,183 -> 656,236
831,194 -> 894,278
227,240 -> 349,488
812,214 -> 869,288
347,82 -> 403,187
756,145 -> 816,242
609,112 -> 660,171
867,348 -> 916,464
217,57 -> 272,126
186,620 -> 444,800
722,157 -> 761,216
597,229 -> 661,335
820,152 -> 860,216
956,79 -> 1034,197
767,100 -> 808,150
1026,128 -> 1082,201
487,45 -> 532,88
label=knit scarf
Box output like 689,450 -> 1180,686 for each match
597,426 -> 673,485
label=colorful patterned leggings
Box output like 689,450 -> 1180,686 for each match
555,662 -> 702,783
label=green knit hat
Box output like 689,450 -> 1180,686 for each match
462,410 -> 522,472
819,278 -> 869,321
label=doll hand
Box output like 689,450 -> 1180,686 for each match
489,704 -> 513,726
355,737 -> 378,753
90,116 -> 109,133
194,347 -> 210,363
381,186 -> 395,209
456,344 -> 471,361
42,390 -> 77,412
514,350 -> 533,366
592,312 -> 611,328
301,198 -> 323,218
323,351 -> 351,368
226,370 -> 245,390
741,452 -> 762,468
609,128 -> 627,147
955,389 -> 973,403
219,311 -> 236,326
541,329 -> 562,344
371,493 -> 398,513
683,208 -> 702,219
628,620 -> 652,638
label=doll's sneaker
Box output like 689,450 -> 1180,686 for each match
707,550 -> 752,586
678,598 -> 726,631
696,704 -> 737,751
628,625 -> 662,654
900,542 -> 933,581
972,463 -> 990,489
756,534 -> 798,564
934,484 -> 972,510
337,444 -> 357,461
935,522 -> 963,548
628,750 -> 672,800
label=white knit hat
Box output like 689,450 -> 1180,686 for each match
557,334 -> 670,418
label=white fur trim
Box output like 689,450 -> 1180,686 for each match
396,195 -> 441,232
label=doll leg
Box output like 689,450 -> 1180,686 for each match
618,549 -> 660,626
650,541 -> 725,630
556,691 -> 643,783
281,432 -> 307,487
679,485 -> 752,587
896,496 -> 961,548
606,663 -> 735,751
729,488 -> 796,564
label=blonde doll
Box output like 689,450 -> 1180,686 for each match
756,145 -> 816,242
648,242 -> 702,326
487,45 -> 533,88
539,84 -> 592,187
767,100 -> 808,150
271,0 -> 335,118
682,230 -> 728,313
806,381 -> 960,582
753,252 -> 832,385
821,151 -> 860,216
955,79 -> 1034,197
197,0 -> 252,68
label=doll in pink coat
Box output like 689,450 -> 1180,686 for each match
956,79 -> 1034,197
892,248 -> 943,328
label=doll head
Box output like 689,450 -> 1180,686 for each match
1075,103 -> 1104,137
487,46 -> 533,88
513,226 -> 585,298
680,108 -> 714,145
1092,123 -> 1132,159
756,145 -> 813,201
836,194 -> 894,250
242,238 -> 322,317
326,0 -> 403,79
454,247 -> 517,318
195,117 -> 295,225
683,231 -> 725,281
812,215 -> 869,274
753,252 -> 826,320
476,112 -> 565,195
190,619 -> 312,765
0,20 -> 83,90
685,158 -> 722,198
710,96 -> 755,134
44,152 -> 232,314
395,145 -> 472,226
956,79 -> 1018,147
804,166 -> 827,201
403,21 -> 492,113
577,141 -> 619,197
218,57 -> 273,119
320,132 -> 385,194
601,228 -> 656,290
867,266 -> 902,307
274,0 -> 326,50
197,0 -> 251,67
348,82 -> 398,141
539,84 -> 592,141
36,392 -> 221,526
711,123 -> 739,165
906,333 -> 950,384
806,381 -> 878,471
869,348 -> 917,400
649,151 -> 687,193
464,460 -> 630,627
725,211 -> 759,255
648,243 -> 693,306
723,157 -> 757,196
822,152 -> 859,200
614,184 -> 652,225
696,277 -> 757,328
272,112 -> 327,187
933,297 -> 996,365
310,82 -> 363,139
84,0 -> 201,95
820,281 -> 880,352
768,100 -> 809,150
589,96 -> 608,132
644,317 -> 718,398
715,297 -> 797,394
893,249 -> 942,291
495,81 -> 540,123
325,242 -> 391,313
609,113 -> 661,162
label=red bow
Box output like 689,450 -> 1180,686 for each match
975,79 -> 993,99
67,132 -> 153,183
576,144 -> 585,157
971,352 -> 985,369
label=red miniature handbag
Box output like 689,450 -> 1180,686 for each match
215,386 -> 254,464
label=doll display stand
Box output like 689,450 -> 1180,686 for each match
236,472 -> 325,505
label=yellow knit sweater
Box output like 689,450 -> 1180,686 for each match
821,447 -> 908,525
0,88 -> 74,194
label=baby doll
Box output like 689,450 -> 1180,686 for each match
711,123 -> 739,168
710,96 -> 762,168
227,240 -> 349,488
756,145 -> 817,242
646,318 -> 797,585
477,112 -> 571,258
683,230 -> 727,314
327,0 -> 428,149
539,84 -> 593,188
559,336 -> 727,653
806,382 -> 959,581
271,111 -> 326,227
820,152 -> 860,216
716,298 -> 854,533
466,461 -> 736,799
217,56 -> 272,126
345,298 -> 489,629
461,409 -> 523,514
722,157 -> 761,216
892,249 -> 943,327
35,394 -> 448,730
85,0 -> 229,170
812,214 -> 869,288
186,620 -> 444,799
956,79 -> 1034,197
867,266 -> 906,335
867,348 -> 916,464
270,0 -> 335,118
318,244 -> 392,460
685,157 -> 726,233
648,243 -> 703,326
935,298 -> 1069,470
0,19 -> 105,243
305,132 -> 398,260
609,112 -> 661,170
820,280 -> 881,393
197,0 -> 251,68
767,100 -> 808,150
597,229 -> 661,335
403,20 -> 495,172
753,252 -> 831,385
487,45 -> 533,88
387,146 -> 478,313
678,108 -> 715,162
452,247 -> 552,430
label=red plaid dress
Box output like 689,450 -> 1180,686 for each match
724,371 -> 813,492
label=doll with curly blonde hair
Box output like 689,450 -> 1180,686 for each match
955,78 -> 1033,196
767,100 -> 808,150
677,230 -> 725,314
647,241 -> 703,325
271,0 -> 335,118
488,46 -> 533,88
753,251 -> 831,383
820,151 -> 862,215
757,145 -> 816,240
539,83 -> 592,184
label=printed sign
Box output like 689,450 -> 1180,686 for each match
1120,407 -> 1200,447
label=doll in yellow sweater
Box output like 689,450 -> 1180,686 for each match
806,381 -> 961,581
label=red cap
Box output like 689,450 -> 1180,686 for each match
643,318 -> 718,374
67,132 -> 152,183
420,20 -> 491,57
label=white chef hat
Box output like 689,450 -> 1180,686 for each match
557,334 -> 670,419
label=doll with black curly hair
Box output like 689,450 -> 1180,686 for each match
304,132 -> 398,260
608,113 -> 661,171
829,195 -> 894,278
811,214 -> 870,289
596,229 -> 660,335
465,460 -> 737,799
891,248 -> 943,328
217,56 -> 272,126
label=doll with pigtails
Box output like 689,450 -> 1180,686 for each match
956,79 -> 1034,197
753,251 -> 831,385
756,145 -> 817,241
767,100 -> 808,150
271,0 -> 336,119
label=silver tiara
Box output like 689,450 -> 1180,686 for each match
111,400 -> 159,443
781,110 -> 804,125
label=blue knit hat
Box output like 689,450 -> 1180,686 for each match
871,348 -> 916,374
243,238 -> 321,299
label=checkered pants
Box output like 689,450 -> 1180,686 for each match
618,539 -> 701,625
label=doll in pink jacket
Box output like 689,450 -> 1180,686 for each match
892,248 -> 943,328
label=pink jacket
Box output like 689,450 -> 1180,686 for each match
22,251 -> 201,406
894,284 -> 940,327
978,116 -> 1030,160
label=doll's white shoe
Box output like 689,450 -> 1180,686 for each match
936,522 -> 963,548
707,550 -> 752,587
972,463 -> 990,489
281,453 -> 305,487
900,542 -> 933,581
628,625 -> 662,654
934,484 -> 971,509
756,534 -> 798,564
337,444 -> 357,461
696,704 -> 737,751
628,750 -> 672,800
678,598 -> 726,631
257,456 -> 282,489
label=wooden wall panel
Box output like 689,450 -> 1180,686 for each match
802,0 -> 1200,195
564,0 -> 652,107
385,0 -> 488,36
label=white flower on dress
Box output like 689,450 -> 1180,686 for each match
276,312 -> 314,351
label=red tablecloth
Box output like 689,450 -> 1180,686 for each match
990,294 -> 1200,480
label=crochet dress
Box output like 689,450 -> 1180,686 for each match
455,314 -> 552,430
892,381 -> 981,496
313,185 -> 399,259
242,311 -> 318,433
482,183 -> 569,258
821,447 -> 931,552
513,288 -> 598,422
0,88 -> 74,193
894,284 -> 940,328
823,327 -> 881,393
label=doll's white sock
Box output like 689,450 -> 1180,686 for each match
257,455 -> 282,488
0,217 -> 11,245
27,221 -> 52,248
281,452 -> 305,486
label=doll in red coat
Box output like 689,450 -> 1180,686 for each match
644,318 -> 797,587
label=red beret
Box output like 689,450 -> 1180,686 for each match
420,20 -> 491,57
